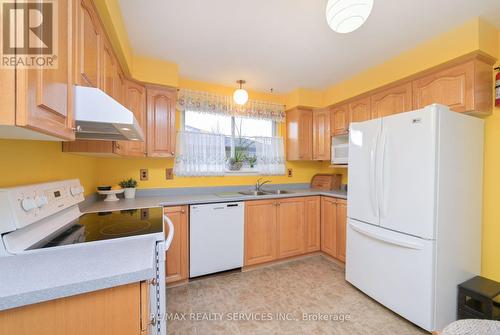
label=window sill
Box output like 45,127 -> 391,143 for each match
224,169 -> 260,176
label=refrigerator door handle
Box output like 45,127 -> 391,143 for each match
378,128 -> 389,219
349,221 -> 424,250
369,132 -> 379,217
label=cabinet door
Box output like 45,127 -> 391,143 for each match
336,199 -> 347,262
313,109 -> 331,161
244,200 -> 277,266
371,82 -> 412,119
16,0 -> 74,140
0,283 -> 142,335
164,206 -> 188,283
298,110 -> 313,160
119,80 -> 147,157
412,61 -> 474,113
147,87 -> 177,157
76,0 -> 101,88
286,108 -> 313,160
349,96 -> 371,123
277,198 -> 305,259
101,40 -> 115,97
331,105 -> 349,136
321,197 -> 338,258
304,197 -> 321,252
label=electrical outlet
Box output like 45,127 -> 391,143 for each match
165,168 -> 174,180
140,169 -> 149,181
287,168 -> 293,177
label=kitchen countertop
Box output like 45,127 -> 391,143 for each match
0,185 -> 346,312
0,235 -> 157,311
81,187 -> 347,213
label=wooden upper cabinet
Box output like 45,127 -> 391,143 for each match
331,104 -> 349,136
304,197 -> 321,253
146,86 -> 177,157
101,40 -> 115,97
321,197 -> 338,258
118,80 -> 147,157
312,109 -> 331,161
14,0 -> 74,140
277,198 -> 305,259
336,199 -> 347,262
164,206 -> 189,284
412,59 -> 492,114
349,96 -> 372,123
244,199 -> 278,266
286,108 -> 313,160
371,82 -> 413,119
76,0 -> 101,88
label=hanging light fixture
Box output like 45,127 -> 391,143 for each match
233,80 -> 249,105
326,0 -> 374,34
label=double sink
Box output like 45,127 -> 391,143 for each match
238,189 -> 294,196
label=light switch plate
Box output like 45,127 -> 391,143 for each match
287,168 -> 293,177
140,169 -> 149,181
166,168 -> 173,180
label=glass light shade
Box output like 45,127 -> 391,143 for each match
233,88 -> 249,105
326,0 -> 374,34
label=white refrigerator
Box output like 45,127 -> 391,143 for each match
346,104 -> 484,332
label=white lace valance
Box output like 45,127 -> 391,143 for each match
177,89 -> 285,122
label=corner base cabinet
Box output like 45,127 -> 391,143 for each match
0,283 -> 150,335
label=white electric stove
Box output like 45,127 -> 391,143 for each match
0,179 -> 173,335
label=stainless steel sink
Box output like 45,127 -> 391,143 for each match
238,191 -> 268,196
262,190 -> 294,195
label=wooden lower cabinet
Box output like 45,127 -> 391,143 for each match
0,283 -> 149,335
164,206 -> 189,283
244,196 -> 320,266
321,197 -> 338,258
244,199 -> 278,266
336,199 -> 347,262
304,196 -> 321,252
277,198 -> 305,258
321,197 -> 347,262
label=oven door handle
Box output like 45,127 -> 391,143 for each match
163,214 -> 175,251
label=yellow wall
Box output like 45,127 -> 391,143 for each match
0,140 -> 99,196
481,30 -> 500,282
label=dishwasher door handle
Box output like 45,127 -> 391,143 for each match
163,214 -> 175,251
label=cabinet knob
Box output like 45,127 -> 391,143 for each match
149,317 -> 157,326
170,151 -> 175,155
149,278 -> 158,286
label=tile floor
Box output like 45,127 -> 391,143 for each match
167,255 -> 427,334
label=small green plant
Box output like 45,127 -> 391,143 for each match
246,155 -> 257,168
119,178 -> 138,189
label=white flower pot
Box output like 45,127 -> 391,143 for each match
124,188 -> 136,199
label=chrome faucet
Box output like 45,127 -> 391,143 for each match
255,178 -> 272,192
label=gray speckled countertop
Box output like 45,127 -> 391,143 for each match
1,184 -> 346,312
0,235 -> 158,311
81,186 -> 347,213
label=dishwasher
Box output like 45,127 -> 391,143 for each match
189,202 -> 244,278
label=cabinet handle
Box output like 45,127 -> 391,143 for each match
170,151 -> 175,155
149,278 -> 158,286
149,317 -> 157,326
181,209 -> 185,214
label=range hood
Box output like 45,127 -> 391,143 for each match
74,85 -> 144,141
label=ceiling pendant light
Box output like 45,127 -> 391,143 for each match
233,80 -> 249,105
326,0 -> 374,34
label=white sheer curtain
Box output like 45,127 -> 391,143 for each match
174,131 -> 227,176
255,137 -> 286,175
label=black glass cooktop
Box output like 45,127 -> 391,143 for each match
35,207 -> 164,249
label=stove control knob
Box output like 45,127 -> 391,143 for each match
70,186 -> 84,196
21,197 -> 37,212
35,195 -> 48,208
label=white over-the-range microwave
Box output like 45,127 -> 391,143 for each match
331,134 -> 349,165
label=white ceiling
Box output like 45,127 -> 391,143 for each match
118,0 -> 500,93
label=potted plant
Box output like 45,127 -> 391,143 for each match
228,151 -> 245,171
247,155 -> 257,168
119,178 -> 138,199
